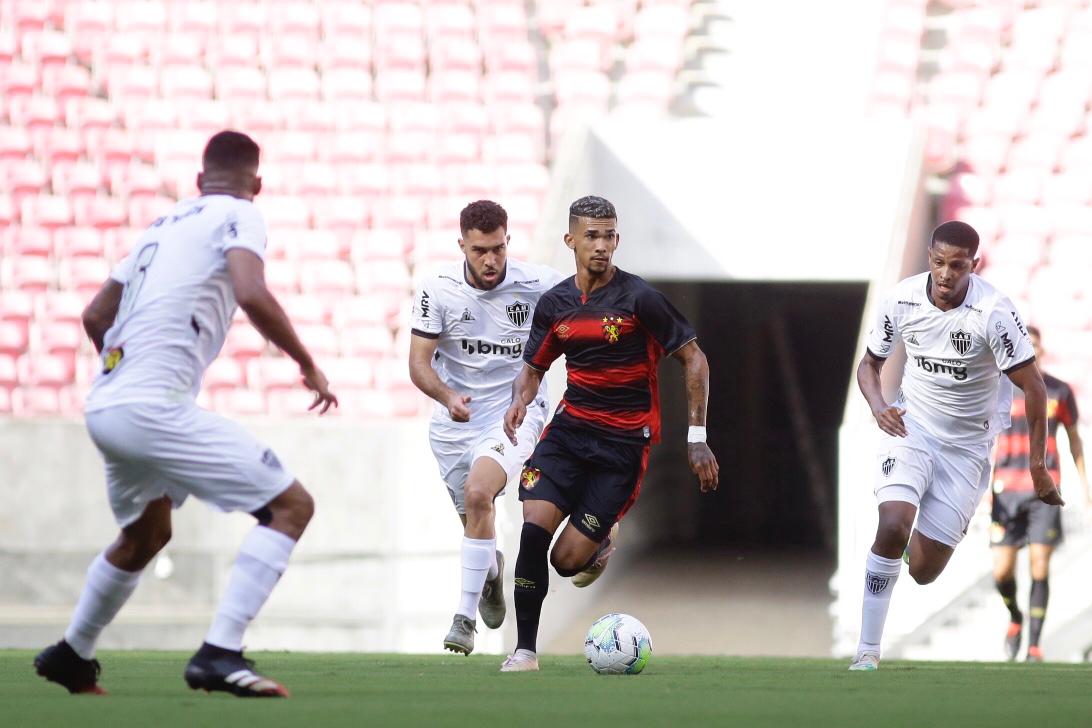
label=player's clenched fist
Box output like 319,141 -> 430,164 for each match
503,402 -> 526,444
445,393 -> 471,422
1032,467 -> 1064,506
688,443 -> 719,492
872,405 -> 908,438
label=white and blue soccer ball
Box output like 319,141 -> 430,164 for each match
584,613 -> 652,675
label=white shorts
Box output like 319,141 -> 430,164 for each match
874,427 -> 993,548
85,401 -> 296,528
428,399 -> 549,515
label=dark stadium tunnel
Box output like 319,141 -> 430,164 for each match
628,281 -> 868,555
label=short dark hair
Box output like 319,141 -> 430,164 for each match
460,200 -> 507,235
1027,324 -> 1041,339
930,220 -> 979,256
568,195 -> 616,228
202,130 -> 260,173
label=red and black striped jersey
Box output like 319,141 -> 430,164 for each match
994,372 -> 1080,492
523,268 -> 696,443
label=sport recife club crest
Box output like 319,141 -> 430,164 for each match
602,315 -> 625,343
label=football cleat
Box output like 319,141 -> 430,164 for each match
34,640 -> 107,695
848,652 -> 880,671
478,550 -> 506,629
184,643 -> 288,697
1004,621 -> 1023,662
499,649 -> 539,672
572,523 -> 619,588
443,614 -> 477,655
1026,645 -> 1044,663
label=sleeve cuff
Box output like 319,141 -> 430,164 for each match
667,336 -> 698,358
865,348 -> 888,361
1003,356 -> 1036,375
411,328 -> 440,340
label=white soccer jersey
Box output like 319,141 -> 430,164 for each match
865,272 -> 1035,445
411,258 -> 564,429
85,195 -> 267,412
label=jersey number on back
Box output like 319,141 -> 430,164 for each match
117,242 -> 159,318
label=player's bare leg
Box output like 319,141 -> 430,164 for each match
992,544 -> 1022,660
36,496 -> 173,694
551,521 -> 615,589
852,501 -> 915,671
445,458 -> 507,655
1026,543 -> 1053,662
502,499 -> 567,672
571,522 -> 619,588
185,481 -> 313,698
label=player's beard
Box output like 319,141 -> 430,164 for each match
467,262 -> 504,290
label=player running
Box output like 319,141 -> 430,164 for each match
850,221 -> 1062,671
33,131 -> 337,697
991,325 -> 1087,662
408,200 -> 563,655
498,196 -> 719,672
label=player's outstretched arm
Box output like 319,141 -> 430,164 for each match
408,333 -> 470,422
81,279 -> 124,353
226,248 -> 337,414
504,364 -> 545,445
672,341 -> 719,493
1008,363 -> 1063,506
856,351 -> 907,437
1063,422 -> 1089,504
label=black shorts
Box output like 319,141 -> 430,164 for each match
991,490 -> 1063,547
517,418 -> 650,543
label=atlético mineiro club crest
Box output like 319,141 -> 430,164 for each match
950,329 -> 972,356
881,457 -> 896,477
507,300 -> 529,327
866,572 -> 890,594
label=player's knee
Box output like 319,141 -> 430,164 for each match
908,563 -> 938,585
875,522 -> 911,554
463,485 -> 493,518
271,483 -> 314,533
549,549 -> 583,577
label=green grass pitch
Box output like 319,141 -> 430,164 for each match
4,651 -> 1091,728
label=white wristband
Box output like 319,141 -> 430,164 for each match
687,426 -> 707,444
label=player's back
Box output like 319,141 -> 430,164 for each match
85,195 -> 267,412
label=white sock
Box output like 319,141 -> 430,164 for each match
456,536 -> 496,620
857,550 -> 903,655
64,552 -> 143,659
205,527 -> 297,651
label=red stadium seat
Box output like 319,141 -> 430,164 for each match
992,172 -> 1042,206
160,65 -> 213,100
0,290 -> 35,323
0,354 -> 17,388
249,356 -> 301,392
485,41 -> 537,75
373,3 -> 425,36
22,195 -> 73,230
299,260 -> 356,298
128,196 -> 174,228
84,196 -> 129,229
296,323 -> 340,358
272,2 -> 321,37
429,71 -> 482,103
336,163 -> 391,198
265,35 -> 320,70
375,69 -> 427,103
0,125 -> 33,161
263,259 -> 300,296
212,388 -> 267,416
426,4 -> 475,40
223,323 -> 268,360
280,294 -> 330,325
8,161 -> 49,203
2,63 -> 39,100
435,133 -> 481,164
168,1 -> 218,35
38,291 -> 87,325
320,356 -> 375,391
216,67 -> 267,101
321,3 -> 373,38
321,68 -> 374,101
106,65 -> 158,103
59,258 -> 110,295
355,259 -> 411,295
54,227 -> 106,259
0,320 -> 31,355
371,194 -> 428,229
269,68 -> 321,102
430,38 -> 483,72
339,325 -> 394,358
202,357 -> 246,392
311,196 -> 369,232
41,65 -> 91,102
1041,172 -> 1092,207
257,195 -> 311,229
350,228 -> 412,264
115,0 -> 167,34
0,195 -> 15,226
9,226 -> 52,257
333,292 -> 401,329
320,35 -> 373,71
39,321 -> 84,356
384,131 -> 435,163
11,386 -> 62,416
53,162 -> 103,199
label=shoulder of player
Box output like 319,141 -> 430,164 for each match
505,259 -> 565,291
886,273 -> 929,309
418,261 -> 465,291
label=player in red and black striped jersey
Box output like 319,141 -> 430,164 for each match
991,326 -> 1088,662
496,196 -> 719,672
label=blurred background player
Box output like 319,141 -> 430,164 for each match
408,200 -> 562,655
33,131 -> 337,697
850,221 -> 1062,672
499,195 -> 719,672
991,325 -> 1088,663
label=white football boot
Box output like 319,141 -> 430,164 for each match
499,649 -> 539,672
848,652 -> 880,671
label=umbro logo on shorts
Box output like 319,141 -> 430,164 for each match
881,457 -> 896,477
582,513 -> 601,531
866,572 -> 890,594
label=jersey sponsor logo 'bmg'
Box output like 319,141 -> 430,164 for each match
913,356 -> 968,381
460,338 -> 523,358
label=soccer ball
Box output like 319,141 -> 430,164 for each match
583,613 -> 652,674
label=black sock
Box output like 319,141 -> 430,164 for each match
996,578 -> 1022,624
1029,578 -> 1049,647
514,523 -> 552,653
